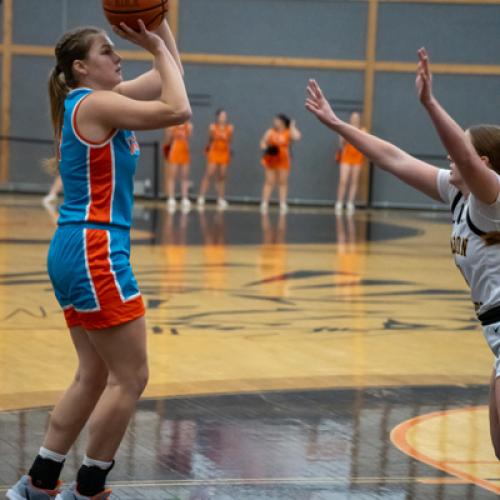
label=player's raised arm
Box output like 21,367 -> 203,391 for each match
79,20 -> 190,133
305,79 -> 442,202
113,19 -> 183,101
416,47 -> 500,204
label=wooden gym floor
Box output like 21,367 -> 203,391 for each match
0,195 -> 498,499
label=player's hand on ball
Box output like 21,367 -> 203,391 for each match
112,19 -> 164,55
416,47 -> 434,106
305,79 -> 339,127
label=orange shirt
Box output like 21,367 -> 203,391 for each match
261,129 -> 291,170
340,142 -> 364,166
207,123 -> 234,166
167,123 -> 192,165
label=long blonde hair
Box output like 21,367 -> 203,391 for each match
468,125 -> 500,246
45,27 -> 104,172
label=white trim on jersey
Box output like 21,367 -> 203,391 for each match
70,92 -> 118,149
85,147 -> 91,221
110,141 -> 116,224
106,230 -> 141,303
83,228 -> 101,312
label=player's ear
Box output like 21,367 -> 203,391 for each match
480,155 -> 492,168
72,59 -> 88,79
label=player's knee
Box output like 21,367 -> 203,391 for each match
75,366 -> 108,394
115,363 -> 149,399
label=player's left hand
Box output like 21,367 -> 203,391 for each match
305,79 -> 339,127
416,47 -> 434,106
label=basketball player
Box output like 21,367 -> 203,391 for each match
197,109 -> 234,210
260,114 -> 301,214
335,112 -> 366,214
7,18 -> 190,500
164,121 -> 193,212
306,48 -> 500,460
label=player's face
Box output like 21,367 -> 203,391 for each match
274,118 -> 285,131
350,112 -> 361,127
447,156 -> 465,190
217,111 -> 227,124
82,34 -> 123,89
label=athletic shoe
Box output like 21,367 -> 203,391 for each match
55,483 -> 112,500
334,201 -> 343,215
197,196 -> 205,207
181,198 -> 191,211
217,198 -> 228,210
346,202 -> 355,214
6,475 -> 61,499
279,202 -> 288,214
166,198 -> 176,212
260,201 -> 268,214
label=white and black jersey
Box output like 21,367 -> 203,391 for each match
437,169 -> 500,324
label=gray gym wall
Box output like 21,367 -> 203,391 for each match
1,0 -> 499,208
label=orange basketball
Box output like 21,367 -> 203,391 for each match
102,0 -> 169,31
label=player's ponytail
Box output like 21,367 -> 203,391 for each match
45,27 -> 104,173
468,125 -> 500,246
469,125 -> 500,175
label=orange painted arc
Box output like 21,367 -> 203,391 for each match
390,406 -> 500,495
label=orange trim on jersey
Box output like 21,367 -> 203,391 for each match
87,144 -> 114,223
72,95 -> 116,146
62,230 -> 145,331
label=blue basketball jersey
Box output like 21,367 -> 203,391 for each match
58,88 -> 140,229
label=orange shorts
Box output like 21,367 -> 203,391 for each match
48,225 -> 145,331
261,154 -> 290,170
168,142 -> 190,166
340,144 -> 364,166
207,148 -> 231,166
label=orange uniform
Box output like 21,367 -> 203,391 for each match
206,123 -> 234,166
261,129 -> 291,170
339,142 -> 364,166
166,123 -> 192,166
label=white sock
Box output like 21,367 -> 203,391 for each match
83,455 -> 113,470
39,447 -> 66,463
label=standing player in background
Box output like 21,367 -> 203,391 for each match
7,18 -> 190,500
197,109 -> 234,210
164,121 -> 193,212
335,112 -> 366,215
260,114 -> 301,214
306,48 -> 500,462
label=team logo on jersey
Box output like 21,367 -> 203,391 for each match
451,235 -> 468,257
127,133 -> 140,156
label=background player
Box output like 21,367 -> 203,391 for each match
164,121 -> 193,212
197,109 -> 234,210
306,48 -> 500,462
7,17 -> 190,500
335,112 -> 366,214
260,114 -> 301,214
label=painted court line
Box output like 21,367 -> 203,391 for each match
391,406 -> 500,495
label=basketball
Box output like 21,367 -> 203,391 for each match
102,0 -> 169,31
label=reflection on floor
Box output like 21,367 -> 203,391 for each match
0,386 -> 496,499
0,196 -> 497,498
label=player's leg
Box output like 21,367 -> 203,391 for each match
198,163 -> 218,206
7,327 -> 108,499
261,168 -> 277,213
346,165 -> 361,214
216,165 -> 229,209
72,317 -> 148,497
489,369 -> 500,459
166,162 -> 179,210
277,169 -> 289,213
180,164 -> 191,210
336,163 -> 350,213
